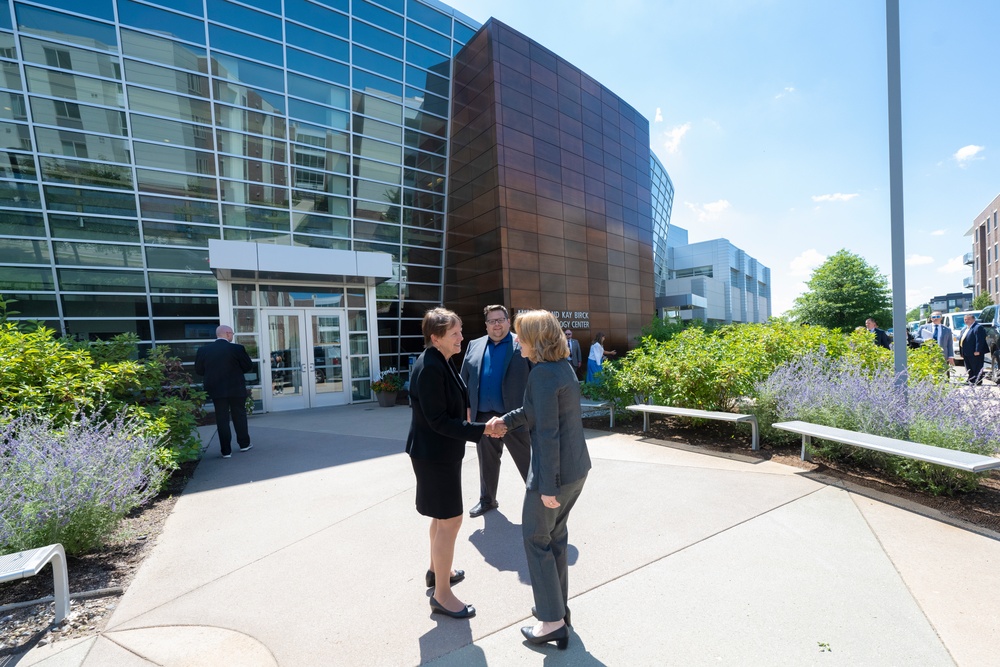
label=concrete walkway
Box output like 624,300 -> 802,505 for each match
18,403 -> 1000,666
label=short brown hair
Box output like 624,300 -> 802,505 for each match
483,304 -> 509,319
422,307 -> 461,347
514,310 -> 569,363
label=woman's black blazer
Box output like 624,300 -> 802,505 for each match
406,345 -> 485,462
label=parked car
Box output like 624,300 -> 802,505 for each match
977,305 -> 999,382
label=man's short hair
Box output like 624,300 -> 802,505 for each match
483,304 -> 509,318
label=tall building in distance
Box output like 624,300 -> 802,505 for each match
656,229 -> 771,324
0,0 -> 733,413
967,192 -> 999,303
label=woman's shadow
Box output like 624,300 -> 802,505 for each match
468,509 -> 578,585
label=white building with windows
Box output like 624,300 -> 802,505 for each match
656,228 -> 771,324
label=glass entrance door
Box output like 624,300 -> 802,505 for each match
263,308 -> 349,411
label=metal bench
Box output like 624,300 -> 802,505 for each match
626,404 -> 759,451
0,544 -> 70,623
581,399 -> 614,428
772,420 -> 1000,472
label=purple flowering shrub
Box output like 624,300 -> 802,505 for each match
755,352 -> 1000,495
0,410 -> 168,555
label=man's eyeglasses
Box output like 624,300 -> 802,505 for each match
485,317 -> 508,325
931,316 -> 942,319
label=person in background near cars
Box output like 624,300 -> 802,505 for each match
917,312 -> 955,368
960,313 -> 989,385
865,318 -> 891,349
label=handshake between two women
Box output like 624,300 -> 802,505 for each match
484,415 -> 507,438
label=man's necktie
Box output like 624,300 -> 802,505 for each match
934,324 -> 940,343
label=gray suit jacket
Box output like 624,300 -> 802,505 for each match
918,323 -> 954,360
503,359 -> 591,496
567,338 -> 582,368
460,333 -> 531,416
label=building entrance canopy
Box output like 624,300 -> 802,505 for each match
208,240 -> 393,286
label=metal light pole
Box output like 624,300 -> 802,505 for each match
886,0 -> 908,383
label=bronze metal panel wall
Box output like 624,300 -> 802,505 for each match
446,19 -> 654,354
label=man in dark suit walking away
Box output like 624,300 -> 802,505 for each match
195,324 -> 254,458
460,305 -> 531,518
960,313 -> 989,385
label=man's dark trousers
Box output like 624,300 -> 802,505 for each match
214,396 -> 250,456
476,410 -> 530,504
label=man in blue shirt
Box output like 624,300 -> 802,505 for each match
460,305 -> 532,517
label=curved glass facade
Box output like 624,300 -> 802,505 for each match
0,0 -> 477,380
0,0 -> 674,407
650,152 -> 674,298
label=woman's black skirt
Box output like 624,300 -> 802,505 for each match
411,457 -> 463,519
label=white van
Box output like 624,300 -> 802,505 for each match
941,310 -> 981,363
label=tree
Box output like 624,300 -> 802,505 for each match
906,306 -> 923,321
791,249 -> 891,332
971,291 -> 994,310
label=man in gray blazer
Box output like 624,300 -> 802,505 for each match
460,305 -> 531,517
918,312 -> 955,367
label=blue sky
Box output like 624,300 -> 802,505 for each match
443,0 -> 1000,315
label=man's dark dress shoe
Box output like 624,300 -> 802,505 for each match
469,500 -> 498,517
520,624 -> 569,649
429,597 -> 476,619
425,569 -> 465,588
532,605 -> 571,626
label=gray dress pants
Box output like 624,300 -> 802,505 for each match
521,475 -> 587,622
475,410 -> 530,503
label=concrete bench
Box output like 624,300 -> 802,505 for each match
772,420 -> 1000,472
0,544 -> 70,623
626,404 -> 759,451
581,399 -> 614,428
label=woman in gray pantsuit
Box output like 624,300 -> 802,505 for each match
496,310 -> 592,650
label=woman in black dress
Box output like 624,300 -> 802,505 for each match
406,307 -> 500,619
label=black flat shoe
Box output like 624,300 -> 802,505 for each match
429,596 -> 475,619
532,605 -> 571,627
520,624 -> 569,649
425,569 -> 465,588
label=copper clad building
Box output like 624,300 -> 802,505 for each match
446,20 -> 655,345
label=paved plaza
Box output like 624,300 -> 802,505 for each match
17,403 -> 1000,666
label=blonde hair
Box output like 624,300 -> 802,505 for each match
422,307 -> 461,346
514,310 -> 569,363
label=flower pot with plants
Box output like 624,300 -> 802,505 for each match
372,368 -> 403,407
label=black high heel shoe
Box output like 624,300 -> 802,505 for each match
425,569 -> 465,588
429,596 -> 476,619
531,605 -> 571,627
520,624 -> 569,650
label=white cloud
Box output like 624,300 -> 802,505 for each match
788,248 -> 826,278
930,229 -> 946,236
937,255 -> 966,273
954,144 -> 984,166
905,254 -> 934,266
684,199 -> 730,222
811,193 -> 859,203
775,86 -> 796,99
654,107 -> 663,123
663,122 -> 691,154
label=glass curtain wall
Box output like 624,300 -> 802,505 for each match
0,0 -> 478,382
